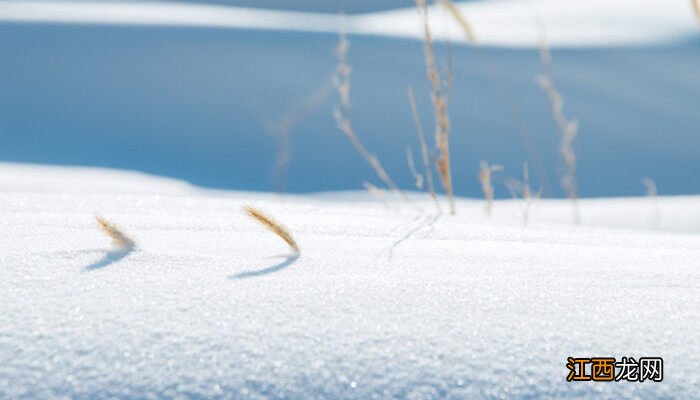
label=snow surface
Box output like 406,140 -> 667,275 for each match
1,163 -> 698,398
1,0 -> 698,47
3,26 -> 700,199
2,1 -> 700,198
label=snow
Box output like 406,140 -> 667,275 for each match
355,0 -> 700,47
1,3 -> 699,397
0,1 -> 343,35
4,28 -> 700,199
1,163 -> 698,398
1,0 -> 698,47
3,2 -> 700,199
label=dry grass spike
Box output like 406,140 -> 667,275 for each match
95,214 -> 134,247
478,161 -> 503,218
693,0 -> 700,25
437,0 -> 477,46
242,205 -> 300,254
535,22 -> 581,225
417,0 -> 456,215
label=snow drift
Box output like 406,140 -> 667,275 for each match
0,164 -> 698,398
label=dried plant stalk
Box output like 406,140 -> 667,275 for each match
363,181 -> 389,208
641,177 -> 661,230
268,77 -> 333,193
417,0 -> 456,215
505,163 -> 542,225
521,163 -> 538,224
536,26 -> 581,225
407,87 -> 442,213
242,205 -> 300,253
537,74 -> 579,211
478,161 -> 503,218
437,0 -> 477,46
405,147 -> 424,190
332,32 -> 410,205
693,0 -> 700,25
95,214 -> 134,247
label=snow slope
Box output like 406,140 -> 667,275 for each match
0,0 -> 413,15
2,25 -> 700,198
1,0 -> 698,47
1,1 -> 700,198
1,164 -> 698,398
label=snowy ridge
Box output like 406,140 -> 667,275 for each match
0,0 -> 698,47
1,164 -> 698,398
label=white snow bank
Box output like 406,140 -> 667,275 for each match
1,163 -> 699,398
357,0 -> 700,47
0,0 -> 342,34
0,0 -> 698,47
0,163 -> 193,194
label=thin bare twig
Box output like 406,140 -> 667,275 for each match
332,31 -> 412,205
268,76 -> 333,193
406,147 -> 424,190
439,0 -> 553,195
408,86 -> 442,213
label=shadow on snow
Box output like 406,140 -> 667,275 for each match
83,244 -> 135,271
230,254 -> 299,279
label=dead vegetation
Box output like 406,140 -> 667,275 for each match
268,77 -> 333,193
95,214 -> 134,247
478,161 -> 503,218
436,0 -> 477,46
363,181 -> 389,208
407,86 -> 442,213
535,24 -> 581,225
505,164 -> 542,225
405,147 -> 424,190
242,205 -> 300,253
416,0 -> 456,215
332,31 -> 411,204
